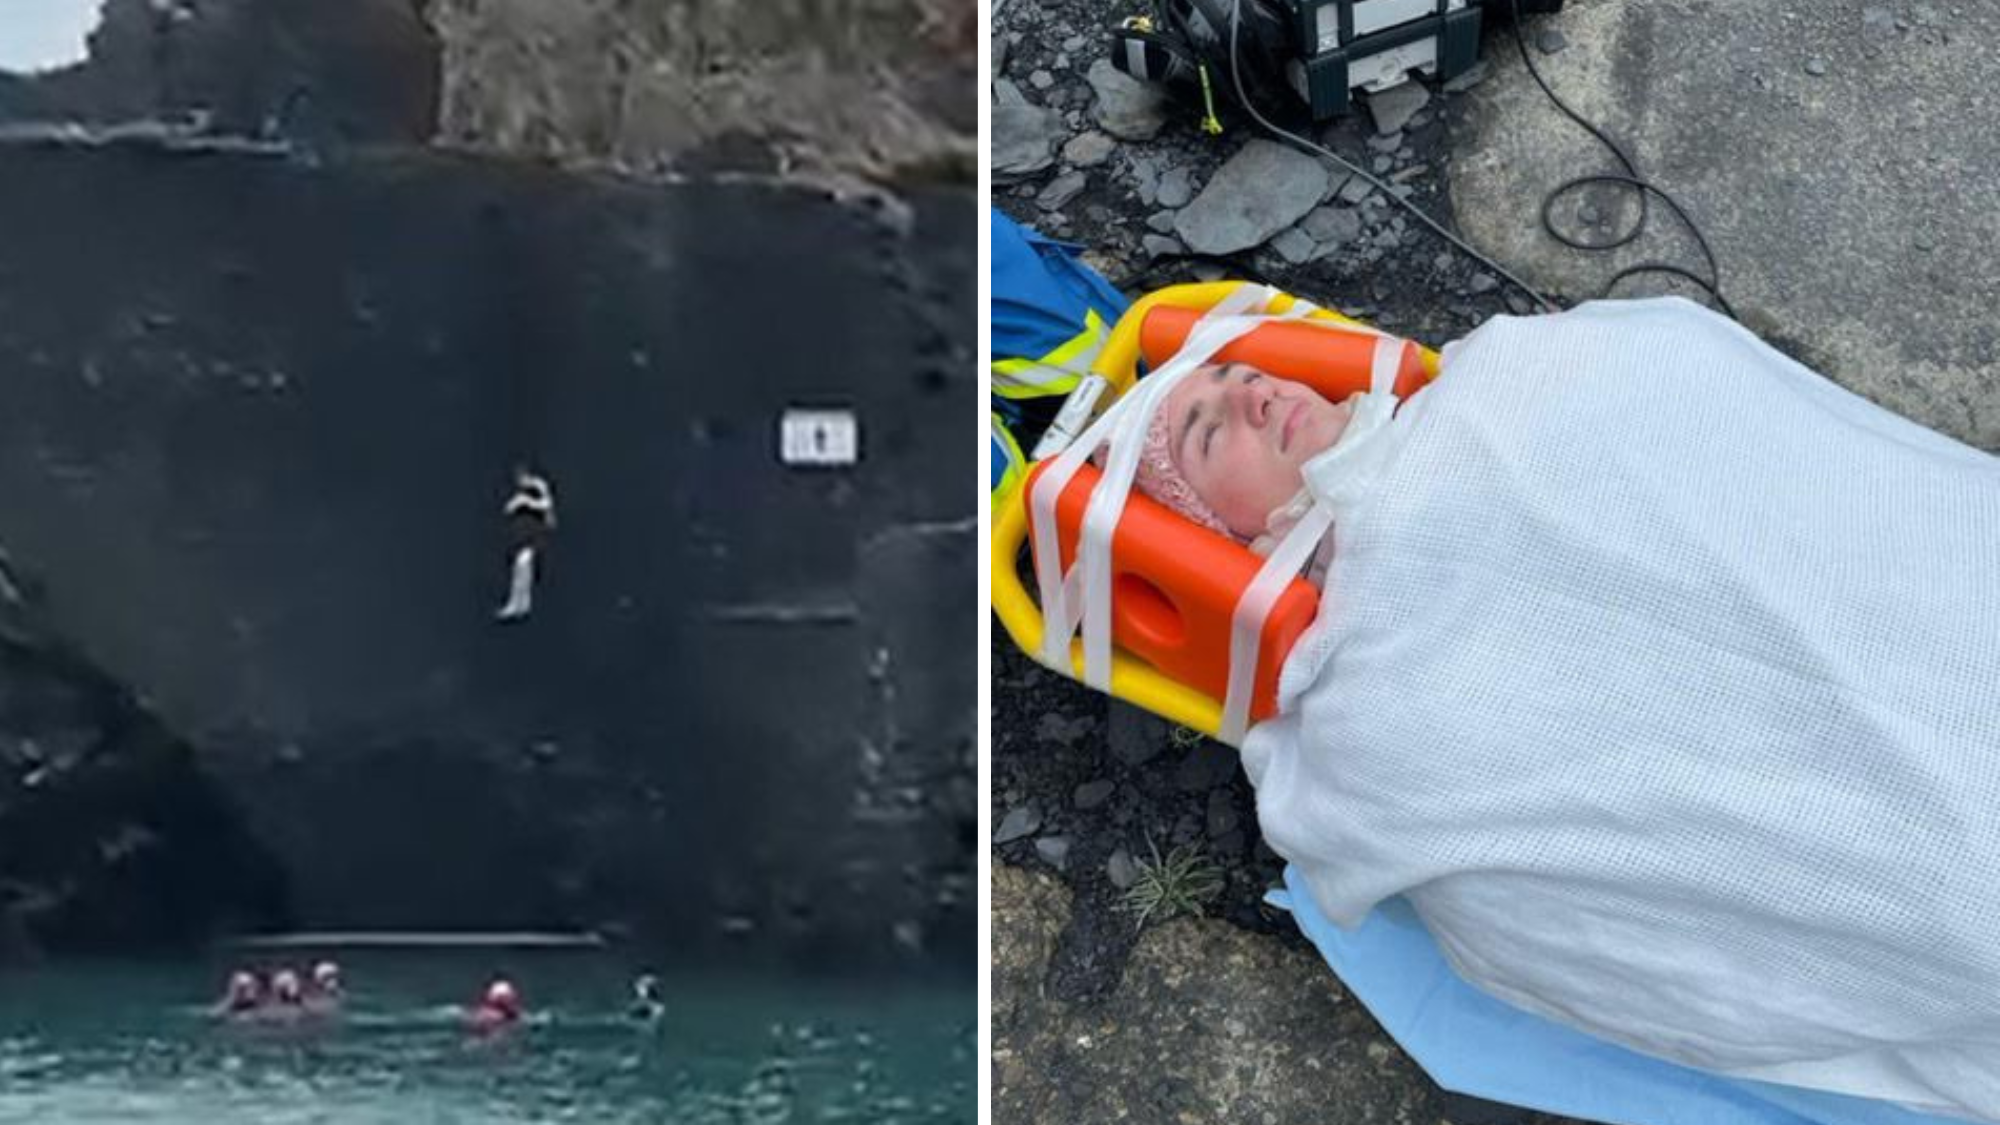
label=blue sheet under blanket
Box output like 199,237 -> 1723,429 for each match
1268,866 -> 1972,1125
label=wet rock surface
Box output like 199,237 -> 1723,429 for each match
0,556 -> 287,959
0,0 -> 975,972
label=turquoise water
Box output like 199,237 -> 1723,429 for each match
0,955 -> 972,1123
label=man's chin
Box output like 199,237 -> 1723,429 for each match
1313,399 -> 1357,454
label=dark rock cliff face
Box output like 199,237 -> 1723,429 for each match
0,557 -> 289,959
0,1 -> 972,973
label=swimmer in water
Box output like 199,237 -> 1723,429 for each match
261,968 -> 307,1021
211,970 -> 263,1019
467,977 -> 524,1034
628,973 -> 665,1023
304,960 -> 343,1017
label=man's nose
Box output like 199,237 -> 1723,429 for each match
1228,379 -> 1268,426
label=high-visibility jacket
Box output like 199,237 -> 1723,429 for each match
991,209 -> 1130,402
990,412 -> 1027,497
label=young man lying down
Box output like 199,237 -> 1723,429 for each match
1131,296 -> 2000,1123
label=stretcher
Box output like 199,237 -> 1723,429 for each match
990,281 -> 1440,741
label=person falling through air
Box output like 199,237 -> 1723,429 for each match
496,466 -> 556,622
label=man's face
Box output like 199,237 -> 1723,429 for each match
1163,363 -> 1357,538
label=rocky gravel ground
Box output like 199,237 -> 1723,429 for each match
994,0 -> 1551,339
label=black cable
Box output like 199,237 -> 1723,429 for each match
1224,0 -> 1560,312
1502,0 -> 1735,317
1215,0 -> 1736,318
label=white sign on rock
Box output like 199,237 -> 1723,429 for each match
779,408 -> 860,467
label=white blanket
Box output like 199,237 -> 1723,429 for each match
1241,298 -> 2000,1121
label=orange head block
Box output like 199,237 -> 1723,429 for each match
1138,305 -> 1428,401
1025,461 -> 1319,724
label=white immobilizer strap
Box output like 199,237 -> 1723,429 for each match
1030,284 -> 1288,682
1028,287 -> 1401,741
1217,333 -> 1406,745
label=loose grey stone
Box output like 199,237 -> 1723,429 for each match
1146,209 -> 1179,233
993,37 -> 1011,81
1367,133 -> 1402,154
1173,139 -> 1330,255
993,78 -> 1029,108
1301,205 -> 1362,246
1141,233 -> 1184,259
1030,69 -> 1056,90
1433,252 -> 1455,272
1206,790 -> 1240,838
993,103 -> 1067,179
1805,57 -> 1828,77
1337,175 -> 1376,205
1537,28 -> 1569,55
1074,779 -> 1117,809
1444,60 -> 1489,93
1271,227 -> 1317,265
1130,156 -> 1161,205
1174,743 -> 1238,793
1062,130 -> 1116,167
1366,81 -> 1431,135
1062,34 -> 1089,51
1089,58 -> 1171,141
1372,228 -> 1401,251
1037,711 -> 1092,746
1038,171 -> 1087,210
1108,701 -> 1170,766
995,805 -> 1043,844
1106,848 -> 1138,889
1035,836 -> 1072,868
1467,272 -> 1500,295
1371,154 -> 1392,175
1156,165 -> 1195,208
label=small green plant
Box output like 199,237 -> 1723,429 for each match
1120,837 -> 1225,929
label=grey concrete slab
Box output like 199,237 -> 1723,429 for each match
1450,0 -> 2000,451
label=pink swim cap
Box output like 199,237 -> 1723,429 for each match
1128,386 -> 1230,536
485,980 -> 520,1014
